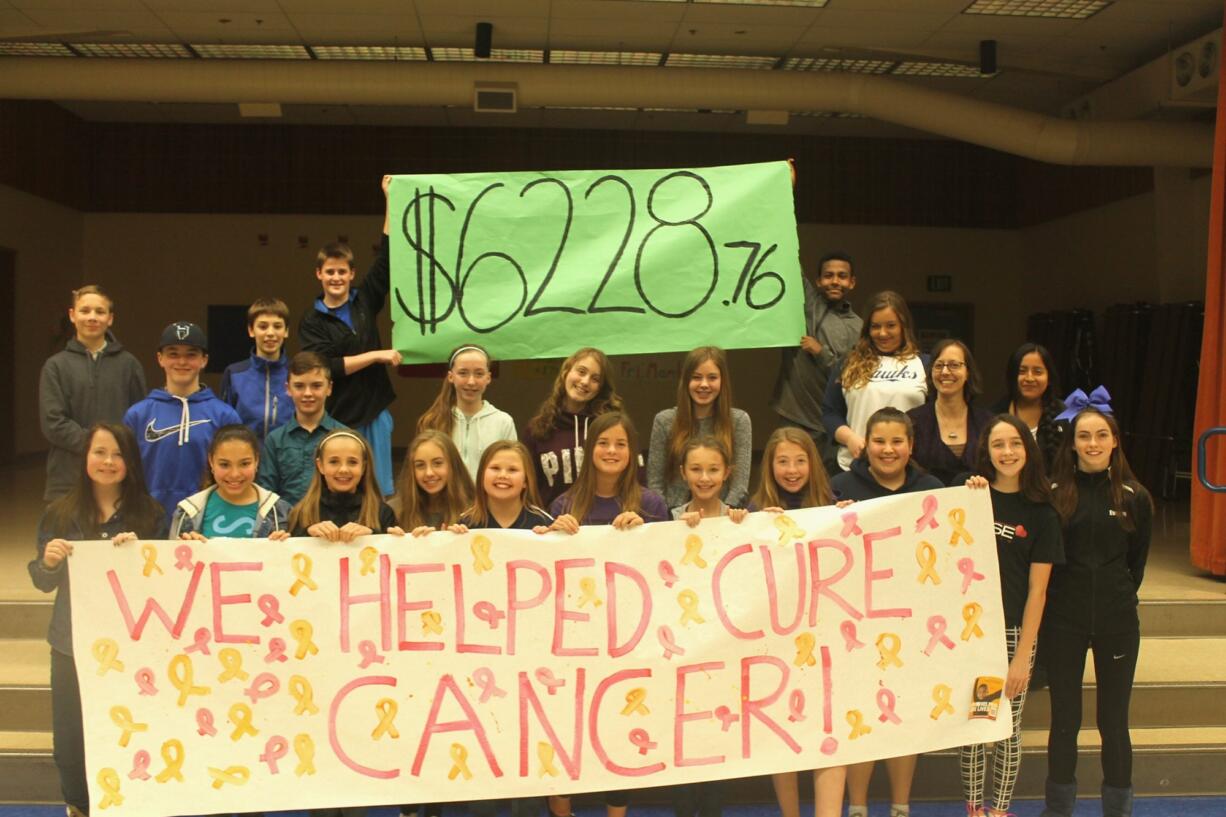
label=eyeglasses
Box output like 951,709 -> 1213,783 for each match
932,361 -> 966,372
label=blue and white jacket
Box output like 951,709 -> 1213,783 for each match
219,350 -> 291,440
123,387 -> 242,519
170,484 -> 292,539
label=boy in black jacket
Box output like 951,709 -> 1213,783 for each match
299,175 -> 401,495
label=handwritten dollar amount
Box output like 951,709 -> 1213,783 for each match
395,170 -> 787,335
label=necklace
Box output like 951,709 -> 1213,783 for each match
936,402 -> 967,441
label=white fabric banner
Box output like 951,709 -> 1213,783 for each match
70,486 -> 1011,817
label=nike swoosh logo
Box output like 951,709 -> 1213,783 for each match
145,418 -> 211,443
1113,653 -> 1127,660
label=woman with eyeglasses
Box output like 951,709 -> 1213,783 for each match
907,338 -> 992,485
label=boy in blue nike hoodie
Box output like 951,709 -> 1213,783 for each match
219,298 -> 292,440
124,321 -> 242,520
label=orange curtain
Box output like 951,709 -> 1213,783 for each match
1191,3 -> 1226,576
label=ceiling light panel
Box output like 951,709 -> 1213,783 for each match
192,44 -> 310,59
550,50 -> 661,66
0,42 -> 75,56
783,57 -> 893,73
893,61 -> 986,78
313,46 -> 427,61
698,0 -> 829,6
72,43 -> 193,58
962,0 -> 1110,19
431,47 -> 543,62
665,53 -> 777,69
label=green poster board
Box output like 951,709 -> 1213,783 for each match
389,161 -> 802,363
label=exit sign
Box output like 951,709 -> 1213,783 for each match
927,275 -> 952,293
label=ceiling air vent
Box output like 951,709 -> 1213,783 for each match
1170,29 -> 1220,106
474,82 -> 517,114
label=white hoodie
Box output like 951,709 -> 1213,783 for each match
452,401 -> 517,479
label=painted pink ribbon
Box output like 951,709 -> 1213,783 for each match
196,707 -> 217,737
787,689 -> 806,722
915,494 -> 939,533
173,545 -> 194,571
473,601 -> 505,629
260,735 -> 288,774
244,672 -> 281,704
357,639 -> 385,669
264,637 -> 288,664
923,615 -> 956,656
657,625 -> 685,660
658,560 -> 679,588
628,728 -> 657,755
184,626 -> 211,655
840,512 -> 862,538
134,667 -> 158,696
713,705 -> 739,732
840,620 -> 866,652
257,594 -> 284,626
958,557 -> 986,595
876,688 -> 902,724
534,667 -> 566,695
472,667 -> 507,703
128,749 -> 152,780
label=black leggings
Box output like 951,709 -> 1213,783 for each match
1040,627 -> 1140,788
51,649 -> 89,814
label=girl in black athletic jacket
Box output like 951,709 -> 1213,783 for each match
1039,406 -> 1152,817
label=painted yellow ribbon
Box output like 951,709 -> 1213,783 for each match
109,706 -> 147,748
289,553 -> 318,596
140,544 -> 163,577
92,638 -> 124,676
97,768 -> 124,808
289,675 -> 319,715
948,508 -> 975,546
677,589 -> 705,626
620,687 -> 650,716
372,698 -> 400,740
846,709 -> 872,739
931,683 -> 955,719
875,632 -> 904,670
793,632 -> 817,667
961,602 -> 984,640
289,619 -> 320,659
216,647 -> 249,683
471,535 -> 494,574
359,545 -> 380,576
168,654 -> 211,707
773,514 -> 805,546
421,610 -> 444,636
681,534 -> 708,569
578,577 -> 603,609
207,765 -> 251,789
228,702 -> 259,741
448,743 -> 473,781
915,541 -> 941,585
154,739 -> 185,783
294,733 -> 316,776
538,741 -> 560,777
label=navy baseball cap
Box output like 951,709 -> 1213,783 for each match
158,321 -> 208,352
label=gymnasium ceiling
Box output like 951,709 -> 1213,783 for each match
0,0 -> 1221,137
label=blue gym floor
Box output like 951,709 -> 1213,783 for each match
2,801 -> 1224,817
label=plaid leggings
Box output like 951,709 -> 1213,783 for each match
959,627 -> 1032,813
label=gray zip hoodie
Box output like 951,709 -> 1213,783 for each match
39,334 -> 147,500
451,401 -> 517,480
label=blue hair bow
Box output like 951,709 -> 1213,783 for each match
1056,385 -> 1113,422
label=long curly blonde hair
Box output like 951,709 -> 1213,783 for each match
839,291 -> 921,390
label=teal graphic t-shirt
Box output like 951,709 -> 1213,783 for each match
202,491 -> 259,538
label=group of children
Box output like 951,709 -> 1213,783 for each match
32,187 -> 1151,817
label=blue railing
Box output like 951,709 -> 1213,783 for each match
1198,427 -> 1226,493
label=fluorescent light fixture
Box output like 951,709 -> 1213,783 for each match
698,0 -> 829,6
192,44 -> 310,59
72,42 -> 193,58
783,56 -> 894,73
665,53 -> 777,69
431,47 -> 543,62
312,45 -> 427,60
893,61 -> 987,77
962,0 -> 1110,19
542,105 -> 639,111
0,42 -> 75,56
549,50 -> 662,66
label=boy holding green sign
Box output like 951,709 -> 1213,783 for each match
770,251 -> 862,476
299,175 -> 401,496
